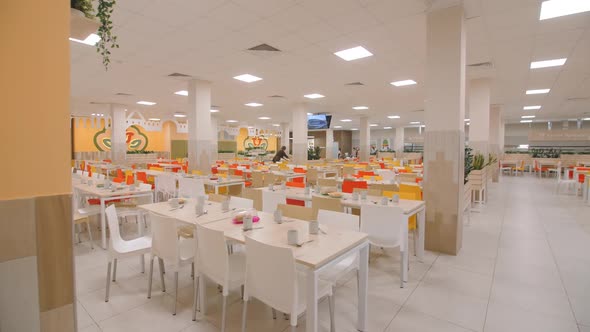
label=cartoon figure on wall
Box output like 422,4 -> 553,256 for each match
93,125 -> 149,151
243,136 -> 268,151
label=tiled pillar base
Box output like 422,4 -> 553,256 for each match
423,130 -> 464,255
0,194 -> 75,332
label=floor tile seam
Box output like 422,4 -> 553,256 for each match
486,291 -> 580,323
93,291 -> 172,324
77,299 -> 102,330
539,207 -> 584,328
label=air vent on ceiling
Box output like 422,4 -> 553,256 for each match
115,92 -> 132,96
247,43 -> 281,52
345,82 -> 365,86
567,97 -> 589,101
168,72 -> 191,77
467,61 -> 493,68
411,109 -> 424,112
269,95 -> 286,98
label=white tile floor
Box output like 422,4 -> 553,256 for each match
73,175 -> 590,332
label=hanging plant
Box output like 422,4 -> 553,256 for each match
71,0 -> 94,18
96,0 -> 119,70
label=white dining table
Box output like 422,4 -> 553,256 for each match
138,201 -> 370,332
72,178 -> 154,249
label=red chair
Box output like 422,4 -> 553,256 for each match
137,171 -> 148,183
103,159 -> 112,163
116,169 -> 124,179
211,167 -> 218,174
86,165 -> 93,177
379,163 -> 385,169
171,168 -> 179,173
358,171 -> 375,177
293,176 -> 305,183
112,177 -> 125,183
286,182 -> 306,206
286,181 -> 305,188
293,167 -> 306,174
126,174 -> 134,185
342,180 -> 368,193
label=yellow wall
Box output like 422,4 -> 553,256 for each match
0,0 -> 70,198
72,121 -> 187,152
236,128 -> 278,152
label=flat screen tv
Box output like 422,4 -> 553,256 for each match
307,114 -> 332,129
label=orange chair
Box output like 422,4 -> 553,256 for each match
103,159 -> 112,163
211,167 -> 218,174
116,169 -> 124,179
137,171 -> 148,183
86,165 -> 93,177
358,171 -> 375,177
293,176 -> 305,183
112,177 -> 125,183
293,167 -> 306,174
286,181 -> 305,188
342,180 -> 368,193
286,182 -> 306,206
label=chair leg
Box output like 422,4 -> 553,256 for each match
158,258 -> 166,292
86,220 -> 94,249
147,257 -> 154,299
399,251 -> 405,288
221,295 -> 228,332
241,299 -> 248,332
329,288 -> 335,332
191,262 -> 194,279
173,271 -> 179,315
112,258 -> 118,282
140,254 -> 145,273
192,276 -> 200,321
105,261 -> 112,302
241,284 -> 244,300
272,308 -> 277,319
76,224 -> 82,244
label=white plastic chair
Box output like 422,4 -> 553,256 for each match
262,190 -> 286,214
147,212 -> 194,315
155,174 -> 177,202
194,224 -> 246,331
229,196 -> 254,210
360,204 -> 408,288
178,177 -> 205,199
555,166 -> 576,194
105,205 -> 152,302
241,236 -> 335,332
116,183 -> 153,235
548,161 -> 561,177
317,210 -> 360,287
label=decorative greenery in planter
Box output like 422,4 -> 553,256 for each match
71,0 -> 119,70
472,153 -> 485,170
127,150 -> 155,154
486,153 -> 497,167
308,146 -> 321,160
464,147 -> 473,184
530,148 -> 560,158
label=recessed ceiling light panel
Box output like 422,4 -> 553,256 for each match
383,126 -> 392,129
334,46 -> 373,61
233,74 -> 263,83
137,101 -> 156,106
370,124 -> 378,127
304,93 -> 325,99
174,113 -> 187,118
390,80 -> 417,87
523,105 -> 542,110
148,118 -> 160,121
333,125 -> 342,129
520,120 -> 533,123
210,109 -> 220,113
526,89 -> 550,95
410,121 -> 420,124
353,106 -> 369,110
226,120 -> 238,123
340,119 -> 352,122
387,115 -> 401,119
174,90 -> 188,96
69,33 -> 101,46
540,0 -> 590,20
245,102 -> 263,107
258,116 -> 271,120
530,58 -> 567,69
521,115 -> 536,119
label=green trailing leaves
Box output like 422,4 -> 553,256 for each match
96,0 -> 118,70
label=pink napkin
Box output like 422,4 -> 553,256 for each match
232,216 -> 260,224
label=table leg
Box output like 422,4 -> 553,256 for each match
215,185 -> 219,194
101,198 -> 107,249
417,208 -> 425,262
305,269 -> 318,332
357,244 -> 368,332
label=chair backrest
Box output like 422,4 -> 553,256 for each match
195,224 -> 230,291
178,177 -> 205,198
286,181 -> 305,188
262,190 -> 286,213
105,205 -> 125,252
342,180 -> 368,193
149,212 -> 181,263
229,196 -> 253,210
278,204 -> 314,221
155,174 -> 177,198
317,178 -> 337,187
251,171 -> 264,188
138,183 -> 152,191
317,209 -> 359,231
263,173 -> 277,186
244,236 -> 296,314
241,187 -> 263,211
360,204 -> 405,248
137,171 -> 148,183
207,193 -> 227,203
399,183 -> 421,196
311,195 -> 342,218
307,168 -> 319,184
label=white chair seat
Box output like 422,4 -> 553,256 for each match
318,253 -> 358,283
78,206 -> 101,216
112,236 -> 152,257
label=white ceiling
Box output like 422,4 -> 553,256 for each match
71,0 -> 590,129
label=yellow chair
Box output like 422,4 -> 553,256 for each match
400,183 -> 422,198
191,170 -> 203,175
382,191 -> 420,230
363,175 -> 383,181
151,167 -> 164,172
392,161 -> 401,167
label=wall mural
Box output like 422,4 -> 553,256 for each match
243,136 -> 268,151
93,125 -> 149,151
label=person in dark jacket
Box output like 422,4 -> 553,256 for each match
272,146 -> 290,163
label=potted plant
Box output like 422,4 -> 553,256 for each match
71,0 -> 119,70
468,153 -> 486,204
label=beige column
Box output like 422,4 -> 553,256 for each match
423,4 -> 466,255
325,129 -> 335,160
468,78 -> 491,156
359,116 -> 370,161
211,117 -> 218,162
489,105 -> 503,182
110,104 -> 127,163
0,0 -> 75,331
280,122 -> 291,153
187,79 -> 212,172
394,127 -> 405,154
292,104 -> 308,164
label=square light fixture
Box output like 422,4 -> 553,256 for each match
233,74 -> 262,83
383,126 -> 392,129
174,113 -> 187,118
353,106 -> 369,110
410,121 -> 420,124
518,144 -> 529,149
524,105 -> 541,110
334,46 -> 373,61
304,93 -> 325,99
387,115 -> 401,119
137,101 -> 156,106
210,109 -> 220,113
526,89 -> 550,94
245,102 -> 263,107
390,80 -> 417,87
340,119 -> 352,122
272,124 -> 281,127
584,118 -> 590,121
370,124 -> 378,127
258,116 -> 271,120
540,0 -> 590,20
464,119 -> 470,122
226,120 -> 238,123
333,125 -> 342,129
174,90 -> 188,96
521,115 -> 536,119
307,112 -> 313,115
530,58 -> 567,69
148,118 -> 160,121
351,128 -> 358,131
69,33 -> 101,46
520,120 -> 533,123
466,122 -> 470,126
